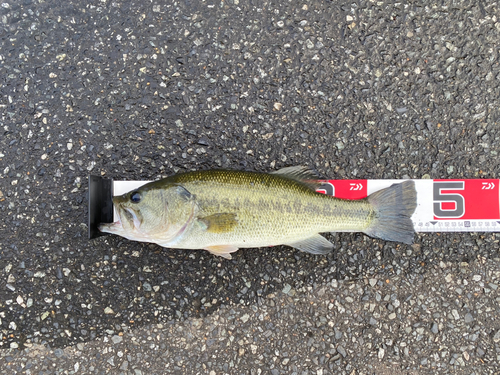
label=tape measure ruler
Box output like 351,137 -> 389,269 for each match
317,179 -> 499,233
88,177 -> 500,239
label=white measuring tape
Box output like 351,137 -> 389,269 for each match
316,179 -> 499,232
111,179 -> 500,233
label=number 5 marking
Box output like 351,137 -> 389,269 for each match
433,181 -> 465,218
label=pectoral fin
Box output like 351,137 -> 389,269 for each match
205,245 -> 239,259
284,234 -> 333,255
198,213 -> 238,233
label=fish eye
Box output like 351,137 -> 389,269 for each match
130,191 -> 141,203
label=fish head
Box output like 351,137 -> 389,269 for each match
99,183 -> 197,244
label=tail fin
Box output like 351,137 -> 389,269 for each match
364,181 -> 417,245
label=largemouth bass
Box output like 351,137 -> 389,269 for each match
99,166 -> 417,259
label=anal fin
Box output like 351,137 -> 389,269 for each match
205,245 -> 239,259
284,234 -> 333,255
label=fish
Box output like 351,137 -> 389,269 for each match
99,166 -> 417,259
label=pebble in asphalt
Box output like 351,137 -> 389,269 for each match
1,0 -> 500,373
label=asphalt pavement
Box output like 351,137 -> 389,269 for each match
1,0 -> 500,374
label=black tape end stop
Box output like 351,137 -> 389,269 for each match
88,175 -> 114,239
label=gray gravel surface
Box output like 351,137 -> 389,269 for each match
1,0 -> 500,373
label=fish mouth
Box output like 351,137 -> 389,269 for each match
98,220 -> 123,234
98,206 -> 140,235
98,212 -> 124,234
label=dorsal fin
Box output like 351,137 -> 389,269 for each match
270,166 -> 320,190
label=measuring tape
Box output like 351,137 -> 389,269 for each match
317,179 -> 499,233
88,177 -> 500,239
